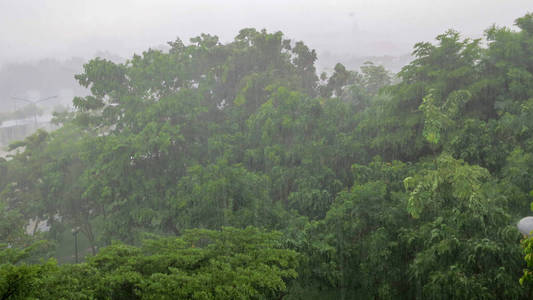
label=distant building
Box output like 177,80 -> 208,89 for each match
0,115 -> 57,156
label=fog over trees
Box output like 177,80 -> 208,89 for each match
2,2 -> 533,299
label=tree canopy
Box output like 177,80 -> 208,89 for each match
2,13 -> 533,299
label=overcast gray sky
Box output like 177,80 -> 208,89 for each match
1,0 -> 532,65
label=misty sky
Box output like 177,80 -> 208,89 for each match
1,0 -> 532,65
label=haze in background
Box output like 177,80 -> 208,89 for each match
1,0 -> 532,66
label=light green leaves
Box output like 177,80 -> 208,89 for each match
419,89 -> 470,145
405,154 -> 490,219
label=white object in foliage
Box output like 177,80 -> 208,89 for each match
518,217 -> 533,236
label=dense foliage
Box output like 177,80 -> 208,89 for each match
3,13 -> 533,299
0,227 -> 297,299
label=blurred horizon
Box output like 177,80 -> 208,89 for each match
1,0 -> 532,67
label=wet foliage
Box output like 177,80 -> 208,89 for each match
3,14 -> 533,299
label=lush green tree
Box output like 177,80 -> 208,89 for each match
3,13 -> 533,299
0,227 -> 298,299
403,155 -> 524,299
